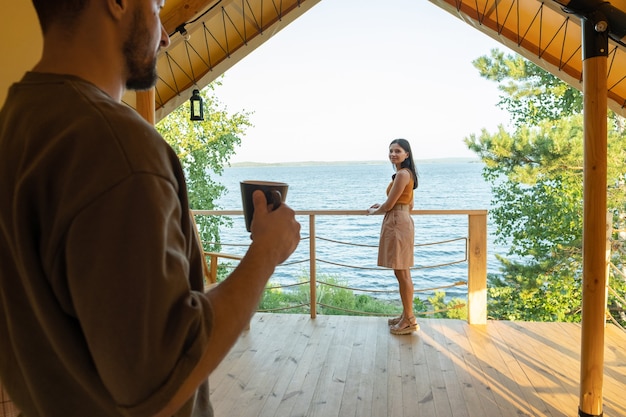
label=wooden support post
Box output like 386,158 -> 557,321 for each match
467,213 -> 487,325
309,215 -> 317,319
209,253 -> 218,285
579,16 -> 608,417
135,89 -> 155,125
605,212 -> 612,327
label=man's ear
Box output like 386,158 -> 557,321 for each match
106,0 -> 128,21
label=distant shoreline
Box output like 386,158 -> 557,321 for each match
229,157 -> 480,168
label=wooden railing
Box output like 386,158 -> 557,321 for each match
193,209 -> 488,325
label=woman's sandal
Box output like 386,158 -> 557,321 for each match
389,317 -> 419,335
387,316 -> 402,326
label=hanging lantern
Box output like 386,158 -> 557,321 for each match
190,89 -> 204,121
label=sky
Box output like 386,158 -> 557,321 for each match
213,0 -> 514,164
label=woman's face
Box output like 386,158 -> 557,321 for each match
389,143 -> 409,165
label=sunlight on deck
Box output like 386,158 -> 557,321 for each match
209,314 -> 626,417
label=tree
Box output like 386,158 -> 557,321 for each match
472,49 -> 583,127
156,82 -> 252,252
466,49 -> 626,323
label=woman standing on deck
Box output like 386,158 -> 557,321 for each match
367,138 -> 419,335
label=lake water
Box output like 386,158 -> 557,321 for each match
207,160 -> 506,300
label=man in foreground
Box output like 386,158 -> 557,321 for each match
0,1 -> 301,416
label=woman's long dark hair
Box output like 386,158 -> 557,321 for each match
390,138 -> 418,189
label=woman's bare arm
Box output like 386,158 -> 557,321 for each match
367,169 -> 411,215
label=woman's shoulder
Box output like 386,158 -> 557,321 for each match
397,167 -> 416,188
396,168 -> 412,177
393,168 -> 411,185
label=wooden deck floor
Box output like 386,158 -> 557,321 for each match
208,313 -> 626,417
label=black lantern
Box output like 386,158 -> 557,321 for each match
190,89 -> 204,121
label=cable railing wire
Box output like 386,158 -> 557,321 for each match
194,209 -> 490,323
316,279 -> 467,294
316,301 -> 467,317
316,257 -> 467,271
203,232 -> 471,316
204,233 -> 468,271
316,235 -> 466,248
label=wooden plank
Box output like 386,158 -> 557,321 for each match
554,321 -> 581,340
207,315 -> 626,417
463,323 -> 528,416
599,324 -> 626,393
433,320 -> 500,415
355,316 -> 381,417
419,321 -> 448,416
386,318 -> 403,417
604,323 -> 626,346
496,321 -> 579,414
229,314 -> 311,417
428,319 -> 470,417
496,323 -> 572,415
439,320 -> 488,417
339,316 -> 379,417
479,322 -> 542,414
398,329 -> 422,416
303,315 -> 349,417
310,315 -> 359,417
211,314 -> 291,416
371,316 -> 390,417
488,321 -> 559,416
270,315 -> 334,417
256,314 -> 317,417
209,313 -> 273,415
289,315 -> 343,417
596,324 -> 626,417
491,322 -> 564,416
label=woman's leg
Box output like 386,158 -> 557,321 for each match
390,269 -> 418,334
393,269 -> 415,324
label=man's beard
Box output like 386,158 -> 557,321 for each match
123,9 -> 159,91
125,56 -> 158,91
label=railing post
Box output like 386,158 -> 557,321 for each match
190,210 -> 212,284
309,215 -> 317,318
209,254 -> 218,284
468,213 -> 487,325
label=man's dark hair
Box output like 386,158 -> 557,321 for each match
31,0 -> 89,33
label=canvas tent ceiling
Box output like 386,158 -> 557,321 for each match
128,0 -> 322,121
2,1 -> 626,120
431,0 -> 626,118
0,0 -> 321,118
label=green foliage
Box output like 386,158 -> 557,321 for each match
427,291 -> 468,320
257,273 -> 468,319
316,281 -> 357,315
467,49 -> 626,324
156,82 -> 252,251
488,263 -> 582,321
468,117 -> 585,260
259,284 -> 310,314
473,49 -> 583,127
413,297 -> 428,316
258,275 -> 404,316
